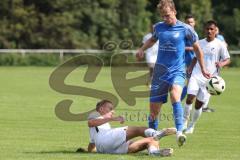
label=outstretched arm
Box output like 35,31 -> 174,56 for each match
136,37 -> 157,60
88,113 -> 124,127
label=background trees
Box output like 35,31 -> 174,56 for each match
0,0 -> 239,49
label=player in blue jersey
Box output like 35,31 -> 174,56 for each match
181,14 -> 197,101
136,0 -> 210,147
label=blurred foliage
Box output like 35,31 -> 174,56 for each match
0,0 -> 239,49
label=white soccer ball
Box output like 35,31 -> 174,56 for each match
206,76 -> 226,95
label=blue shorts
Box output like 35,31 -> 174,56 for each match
150,72 -> 185,103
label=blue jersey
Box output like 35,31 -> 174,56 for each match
153,20 -> 198,74
216,34 -> 225,42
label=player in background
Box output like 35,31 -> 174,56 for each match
86,99 -> 176,156
181,14 -> 197,101
216,27 -> 228,47
136,0 -> 210,146
183,20 -> 231,134
202,26 -> 228,112
142,25 -> 159,88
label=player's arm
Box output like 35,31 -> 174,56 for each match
136,37 -> 157,60
87,143 -> 96,153
193,42 -> 211,78
216,43 -> 231,68
88,114 -> 124,127
185,46 -> 194,51
215,58 -> 230,68
187,57 -> 197,75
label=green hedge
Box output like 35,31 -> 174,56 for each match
0,53 -> 133,66
0,53 -> 240,67
0,53 -> 59,66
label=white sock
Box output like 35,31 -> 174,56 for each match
177,131 -> 182,136
184,103 -> 192,121
202,98 -> 210,109
189,108 -> 202,128
148,145 -> 160,155
144,128 -> 156,137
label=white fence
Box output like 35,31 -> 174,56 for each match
0,49 -> 239,61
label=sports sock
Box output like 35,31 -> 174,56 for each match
189,108 -> 202,127
148,116 -> 159,130
148,146 -> 160,155
144,128 -> 156,137
202,98 -> 209,109
172,102 -> 184,132
184,103 -> 192,121
181,85 -> 188,101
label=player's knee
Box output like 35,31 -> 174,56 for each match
195,99 -> 203,109
186,96 -> 194,104
186,99 -> 193,104
150,110 -> 159,116
150,104 -> 160,116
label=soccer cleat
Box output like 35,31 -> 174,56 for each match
149,148 -> 173,157
176,133 -> 186,147
153,128 -> 176,140
202,107 -> 215,112
159,148 -> 173,157
184,126 -> 194,134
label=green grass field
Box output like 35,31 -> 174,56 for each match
0,66 -> 240,160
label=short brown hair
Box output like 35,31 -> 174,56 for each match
157,0 -> 176,13
185,14 -> 194,20
205,20 -> 218,27
96,99 -> 112,111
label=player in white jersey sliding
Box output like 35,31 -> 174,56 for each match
183,20 -> 230,134
86,99 -> 176,156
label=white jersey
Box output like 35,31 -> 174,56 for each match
191,38 -> 230,83
142,33 -> 158,64
88,112 -> 129,154
88,112 -> 111,144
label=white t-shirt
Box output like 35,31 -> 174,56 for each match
88,112 -> 111,144
142,33 -> 158,64
191,38 -> 230,82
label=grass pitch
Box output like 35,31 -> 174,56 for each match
0,67 -> 239,160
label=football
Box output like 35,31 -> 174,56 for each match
206,76 -> 226,95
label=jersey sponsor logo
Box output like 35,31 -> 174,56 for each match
159,41 -> 177,52
173,32 -> 180,38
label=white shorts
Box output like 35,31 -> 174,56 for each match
187,76 -> 211,102
95,126 -> 129,154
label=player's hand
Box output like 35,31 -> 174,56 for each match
201,68 -> 211,79
136,49 -> 144,61
215,62 -> 223,68
112,116 -> 125,124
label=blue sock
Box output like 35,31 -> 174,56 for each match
148,116 -> 159,130
172,102 -> 183,132
181,85 -> 187,101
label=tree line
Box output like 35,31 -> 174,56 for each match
0,0 -> 239,49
